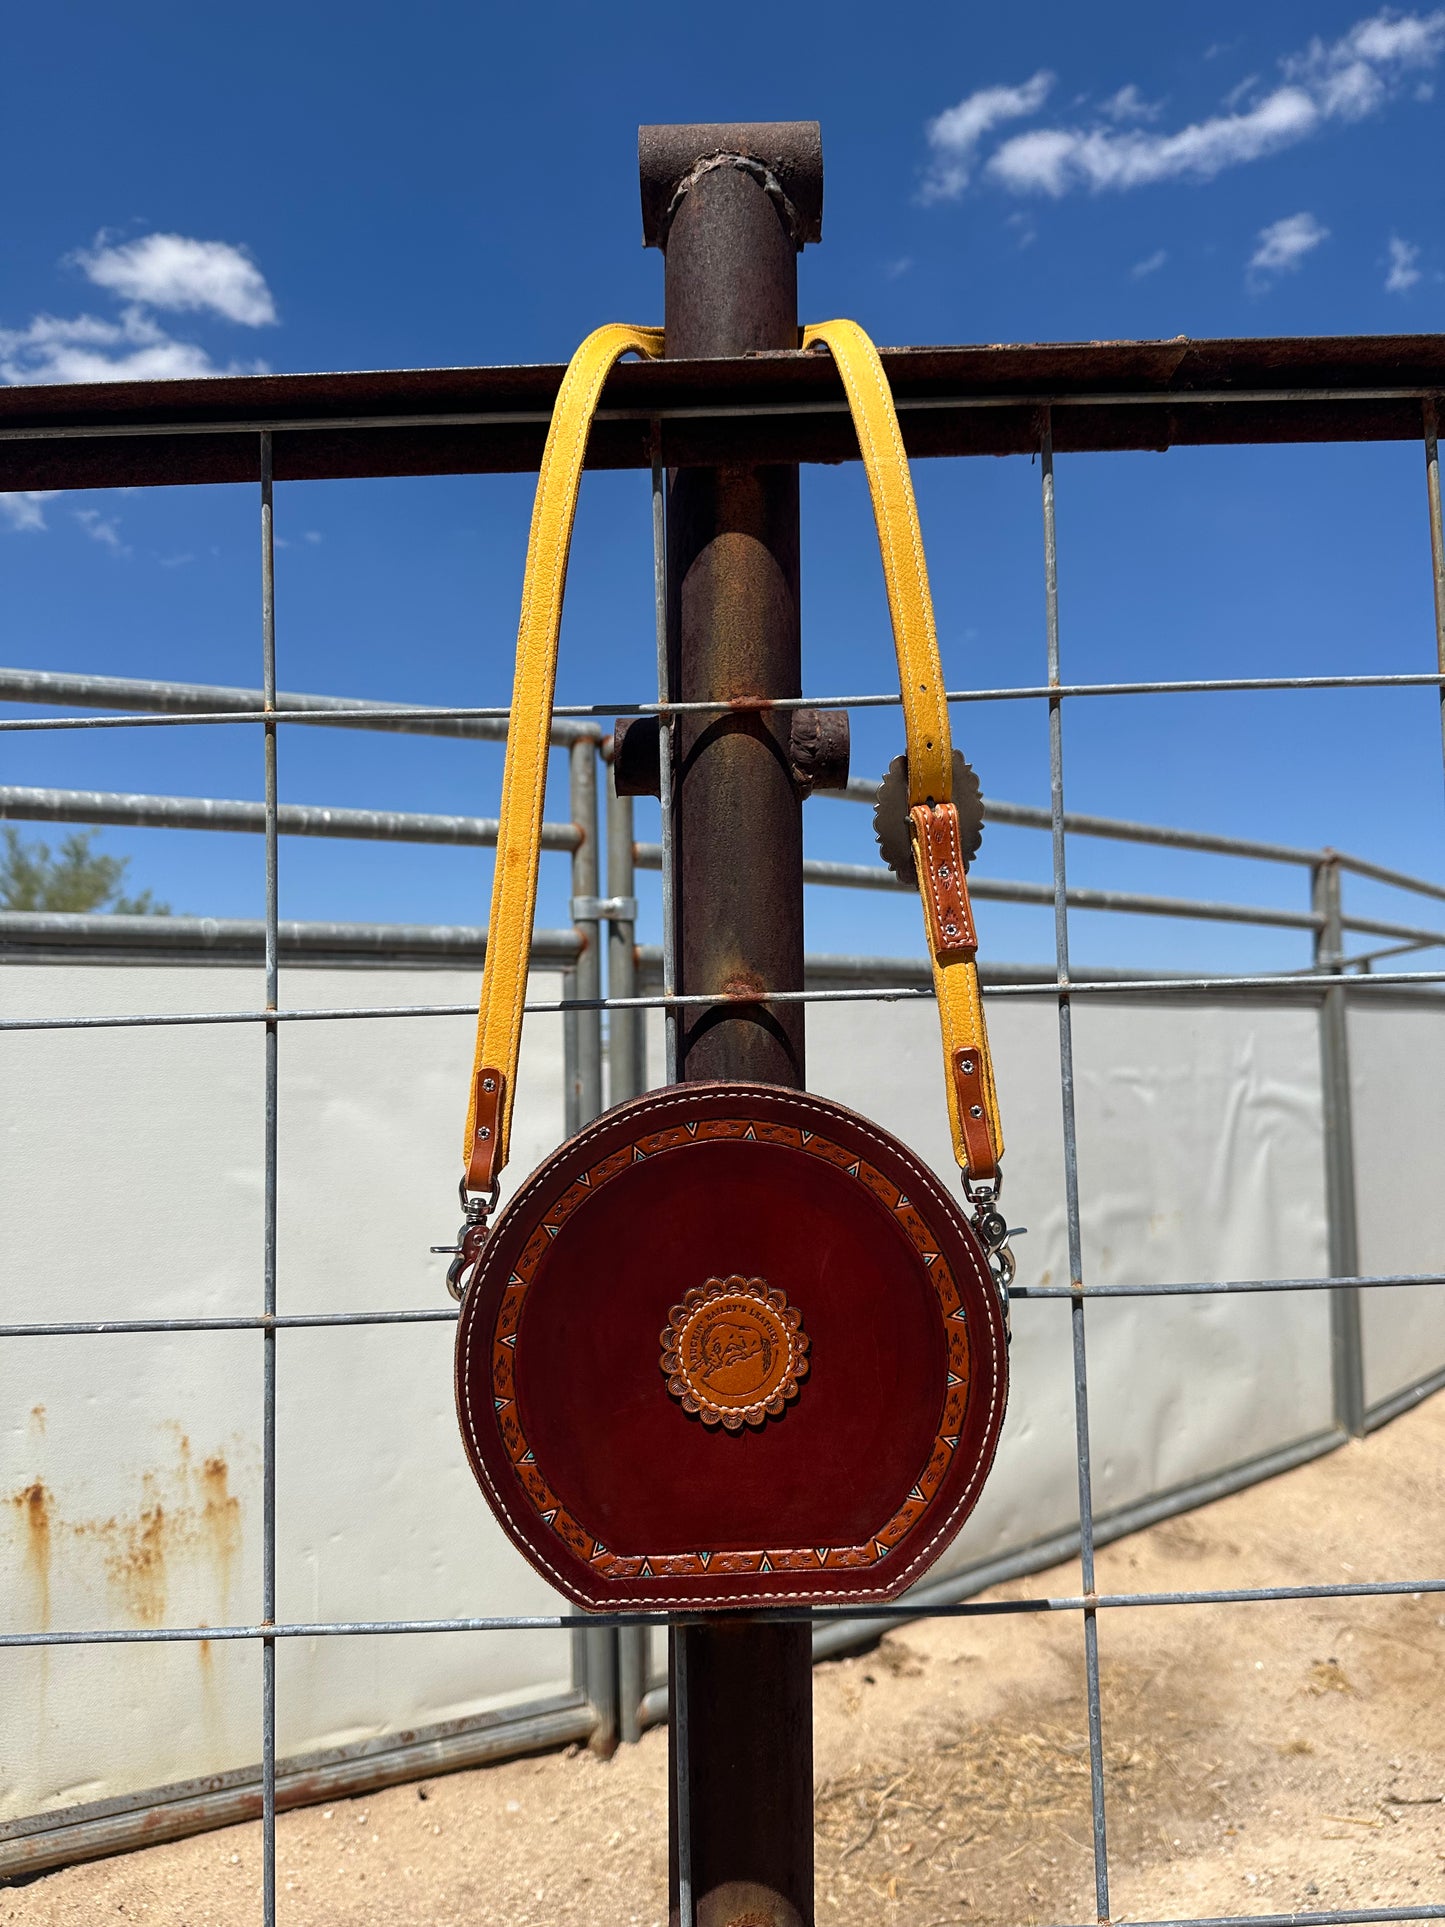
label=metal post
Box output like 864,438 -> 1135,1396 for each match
1313,858 -> 1366,1436
1426,401 -> 1445,787
605,757 -> 650,1745
652,424 -> 682,1087
565,736 -> 619,1748
1040,413 -> 1112,1926
562,966 -> 580,1137
258,430 -> 279,1927
569,736 -> 603,1128
606,758 -> 644,1109
641,120 -> 823,1927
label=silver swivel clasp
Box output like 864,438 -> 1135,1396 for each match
963,1171 -> 1022,1332
431,1179 -> 500,1302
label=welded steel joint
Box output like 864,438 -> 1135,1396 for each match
639,122 -> 823,252
612,709 -> 849,799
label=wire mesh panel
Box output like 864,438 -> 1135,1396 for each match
1,352 -> 1444,1923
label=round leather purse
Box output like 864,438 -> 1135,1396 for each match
450,320 -> 1011,1611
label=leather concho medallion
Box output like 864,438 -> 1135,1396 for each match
662,1277 -> 809,1430
454,1081 -> 1008,1611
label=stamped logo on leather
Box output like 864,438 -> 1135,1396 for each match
661,1276 -> 810,1431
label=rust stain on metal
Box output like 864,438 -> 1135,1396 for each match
93,1478 -> 170,1626
28,1403 -> 46,1433
8,1481 -> 53,1626
7,1433 -> 244,1630
721,970 -> 769,1003
199,1454 -> 242,1605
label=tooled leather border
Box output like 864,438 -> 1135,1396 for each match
457,1083 -> 1007,1608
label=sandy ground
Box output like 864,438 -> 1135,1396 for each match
6,1390 -> 1443,1927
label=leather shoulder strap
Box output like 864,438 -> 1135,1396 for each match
801,320 -> 1003,1185
463,324 -> 664,1192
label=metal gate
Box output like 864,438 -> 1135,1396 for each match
4,308 -> 1445,1925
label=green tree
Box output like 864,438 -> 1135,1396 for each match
0,827 -> 170,915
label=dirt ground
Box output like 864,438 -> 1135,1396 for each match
7,1390 -> 1443,1927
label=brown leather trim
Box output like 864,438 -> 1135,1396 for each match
951,1047 -> 999,1184
910,803 -> 977,958
465,1067 -> 506,1192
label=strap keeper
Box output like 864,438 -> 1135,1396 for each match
910,803 -> 978,958
951,1047 -> 999,1187
465,1067 -> 506,1192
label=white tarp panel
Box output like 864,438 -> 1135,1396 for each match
1347,994 -> 1445,1410
4,963 -> 1440,1829
1,964 -> 575,1825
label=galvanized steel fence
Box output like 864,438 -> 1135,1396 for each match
2,352 -> 1445,1925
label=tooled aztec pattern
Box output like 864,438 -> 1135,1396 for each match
489,1115 -> 972,1582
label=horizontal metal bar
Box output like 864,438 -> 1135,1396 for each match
1340,936 -> 1445,969
0,384 -> 1440,446
6,969 -> 1444,1034
1366,1359 -> 1445,1432
1,1310 -> 461,1337
2,336 -> 1443,496
0,1694 -> 597,1880
0,910 -> 579,968
637,842 -> 1332,930
1012,1272 -> 1445,1301
821,858 -> 1330,932
4,1573 -> 1443,1646
4,672 -> 1445,737
1332,847 -> 1445,904
0,784 -> 580,851
839,779 -> 1324,868
808,1428 -> 1346,1671
1113,1909 -> 1445,1927
838,782 -> 1445,907
0,667 -> 598,746
984,967 -> 1445,996
8,788 -> 1435,941
6,1273 -> 1438,1340
642,841 -> 1440,940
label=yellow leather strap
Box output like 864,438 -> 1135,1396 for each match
464,317 -> 1003,1194
802,320 -> 1004,1182
463,324 -> 665,1188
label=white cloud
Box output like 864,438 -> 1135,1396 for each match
1,231 -> 275,392
1249,211 -> 1330,278
0,491 -> 61,532
1132,248 -> 1169,277
1103,83 -> 1163,122
922,71 -> 1054,201
73,506 -> 129,555
926,9 -> 1445,200
991,83 -> 1322,194
0,306 -> 246,385
1,230 -> 277,539
74,233 -> 276,326
1386,233 -> 1422,289
1222,72 -> 1263,110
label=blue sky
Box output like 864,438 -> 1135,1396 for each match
2,1 -> 1444,977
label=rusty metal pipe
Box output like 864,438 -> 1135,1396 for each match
644,117 -> 821,1927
